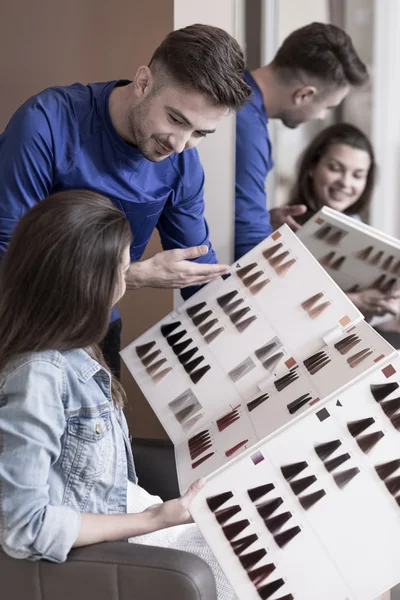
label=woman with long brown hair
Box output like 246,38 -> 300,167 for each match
287,123 -> 400,332
0,190 -> 233,599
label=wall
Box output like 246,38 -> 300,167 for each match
173,0 -> 242,269
0,0 -> 175,439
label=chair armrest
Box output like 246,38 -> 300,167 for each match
0,542 -> 217,600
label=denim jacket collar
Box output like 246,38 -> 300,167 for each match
62,349 -> 107,383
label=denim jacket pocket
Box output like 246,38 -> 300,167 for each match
61,410 -> 112,481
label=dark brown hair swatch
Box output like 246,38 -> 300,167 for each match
347,417 -> 375,437
206,491 -> 233,512
166,329 -> 187,346
215,504 -> 242,525
357,431 -> 384,453
230,306 -> 251,324
281,461 -> 308,481
186,301 -> 207,318
248,482 -> 275,502
239,548 -> 267,570
375,459 -> 400,481
324,453 -> 351,473
274,371 -> 299,392
231,533 -> 258,555
299,489 -> 326,510
314,439 -> 342,461
190,365 -> 211,384
217,290 -> 238,308
184,356 -> 205,374
381,397 -> 400,418
248,563 -> 276,587
222,519 -> 250,541
265,511 -> 292,534
236,262 -> 257,279
178,347 -> 198,365
287,393 -> 312,415
192,310 -> 213,327
247,393 -> 269,412
257,578 -> 285,600
391,413 -> 400,431
370,382 -> 399,402
161,321 -> 181,337
290,475 -> 317,496
136,341 -> 156,358
274,526 -> 301,548
172,338 -> 193,356
257,497 -> 284,520
385,476 -> 400,496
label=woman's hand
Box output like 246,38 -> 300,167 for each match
144,478 -> 205,529
348,288 -> 400,319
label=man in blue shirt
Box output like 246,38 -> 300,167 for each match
235,22 -> 368,260
0,24 -> 251,376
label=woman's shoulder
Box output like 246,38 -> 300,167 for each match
0,348 -> 102,387
0,350 -> 65,384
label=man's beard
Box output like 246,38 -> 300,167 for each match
128,104 -> 172,162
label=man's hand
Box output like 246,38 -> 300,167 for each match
270,204 -> 308,232
127,245 -> 230,290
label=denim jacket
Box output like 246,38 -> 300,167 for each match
0,348 -> 136,563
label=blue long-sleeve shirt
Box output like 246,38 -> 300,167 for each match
0,80 -> 217,318
235,70 -> 274,260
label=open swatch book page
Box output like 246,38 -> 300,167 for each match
297,205 -> 400,295
121,225 -> 396,487
121,224 -> 400,599
190,355 -> 400,600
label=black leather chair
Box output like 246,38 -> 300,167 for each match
0,438 -> 218,600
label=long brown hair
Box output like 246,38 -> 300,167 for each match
289,122 -> 376,219
0,190 -> 132,405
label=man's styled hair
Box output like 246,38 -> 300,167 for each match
271,22 -> 368,88
149,24 -> 251,110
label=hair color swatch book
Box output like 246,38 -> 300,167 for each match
121,225 -> 400,599
297,205 -> 400,296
